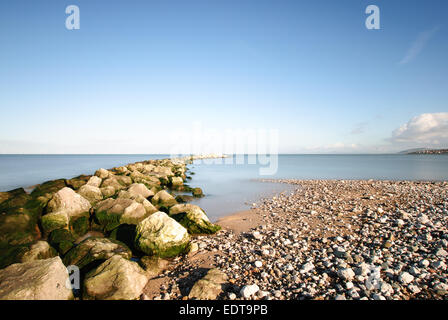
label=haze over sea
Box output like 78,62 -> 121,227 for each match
1,154 -> 447,220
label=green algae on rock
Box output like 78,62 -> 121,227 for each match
48,229 -> 75,255
0,240 -> 57,269
151,190 -> 178,209
66,175 -> 91,190
192,187 -> 204,197
77,184 -> 103,205
62,237 -> 132,270
134,211 -> 190,258
169,204 -> 221,234
94,197 -> 149,231
41,187 -> 91,235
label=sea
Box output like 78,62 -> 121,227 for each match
1,154 -> 447,220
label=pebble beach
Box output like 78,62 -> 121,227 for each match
145,179 -> 448,300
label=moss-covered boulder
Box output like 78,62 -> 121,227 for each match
0,257 -> 74,300
94,198 -> 149,231
100,186 -> 116,198
41,211 -> 69,234
70,216 -> 89,238
86,176 -> 102,188
0,213 -> 39,246
115,175 -> 133,187
114,166 -> 129,175
170,176 -> 183,187
192,187 -> 204,197
134,211 -> 190,258
0,195 -> 44,246
30,179 -> 67,199
0,240 -> 57,269
151,190 -> 177,209
0,188 -> 27,205
0,244 -> 27,269
175,194 -> 194,203
41,187 -> 91,234
129,171 -> 161,188
169,204 -> 221,234
77,184 -> 103,205
83,255 -> 148,300
0,191 -> 31,212
63,237 -> 132,270
95,168 -> 111,179
48,229 -> 75,255
100,176 -> 125,192
66,175 -> 91,190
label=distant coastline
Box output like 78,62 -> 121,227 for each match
400,148 -> 448,155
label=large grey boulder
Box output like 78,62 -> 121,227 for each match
100,186 -> 116,198
86,176 -> 102,188
117,190 -> 158,215
101,176 -> 125,192
94,198 -> 149,231
135,211 -> 190,258
41,187 -> 91,234
151,190 -> 177,208
95,168 -> 111,179
46,187 -> 91,217
127,183 -> 154,198
129,171 -> 161,187
83,255 -> 148,300
0,257 -> 74,300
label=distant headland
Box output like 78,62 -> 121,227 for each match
400,148 -> 448,155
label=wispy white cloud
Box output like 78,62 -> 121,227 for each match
350,122 -> 368,135
391,112 -> 448,145
399,26 -> 439,65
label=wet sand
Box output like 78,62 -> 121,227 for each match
215,209 -> 263,234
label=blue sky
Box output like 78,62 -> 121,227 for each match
0,0 -> 447,154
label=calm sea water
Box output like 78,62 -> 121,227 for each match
188,154 -> 448,219
0,154 -> 169,192
1,154 -> 447,220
